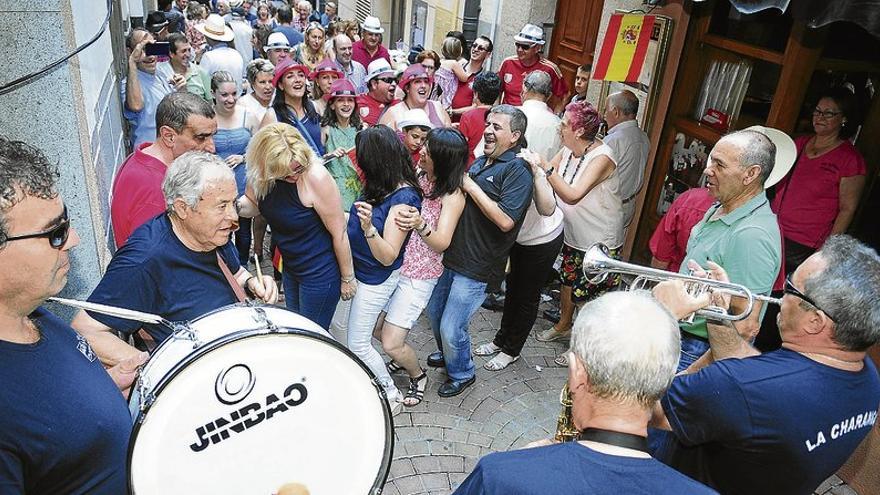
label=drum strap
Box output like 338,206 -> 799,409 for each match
216,252 -> 248,303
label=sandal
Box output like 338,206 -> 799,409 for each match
403,371 -> 428,407
474,342 -> 501,356
386,359 -> 405,375
484,352 -> 519,371
554,354 -> 569,367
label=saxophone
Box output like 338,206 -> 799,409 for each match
554,382 -> 580,442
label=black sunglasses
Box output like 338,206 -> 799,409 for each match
376,77 -> 396,84
784,275 -> 835,321
4,206 -> 70,249
515,42 -> 535,50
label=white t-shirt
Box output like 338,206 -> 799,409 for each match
516,99 -> 564,246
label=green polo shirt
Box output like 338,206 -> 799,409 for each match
680,191 -> 781,339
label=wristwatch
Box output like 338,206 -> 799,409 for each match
544,166 -> 555,177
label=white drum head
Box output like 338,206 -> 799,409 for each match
129,331 -> 392,494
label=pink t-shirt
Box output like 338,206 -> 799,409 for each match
110,143 -> 167,248
771,135 -> 866,248
401,174 -> 443,280
649,187 -> 716,273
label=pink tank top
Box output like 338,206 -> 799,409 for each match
401,174 -> 443,279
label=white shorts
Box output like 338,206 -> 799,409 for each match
383,275 -> 439,330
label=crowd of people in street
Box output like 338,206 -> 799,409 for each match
0,1 -> 878,494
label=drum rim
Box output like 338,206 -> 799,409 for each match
127,322 -> 394,494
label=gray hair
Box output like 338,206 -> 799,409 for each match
803,235 -> 880,351
488,104 -> 528,148
721,129 -> 776,184
246,58 -> 275,86
162,151 -> 234,211
155,92 -> 216,133
570,290 -> 680,408
608,90 -> 639,117
297,0 -> 312,12
0,138 -> 59,245
523,71 -> 552,99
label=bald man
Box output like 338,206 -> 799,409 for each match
333,34 -> 367,93
602,90 -> 650,228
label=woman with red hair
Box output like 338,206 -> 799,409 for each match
518,101 -> 622,365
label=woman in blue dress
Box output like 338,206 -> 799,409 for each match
259,58 -> 324,156
211,71 -> 261,266
238,123 -> 355,329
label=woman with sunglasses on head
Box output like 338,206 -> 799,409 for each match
294,22 -> 328,71
771,87 -> 867,275
320,79 -> 363,212
378,128 -> 468,407
211,71 -> 261,266
346,125 -> 422,415
238,123 -> 355,330
309,59 -> 342,116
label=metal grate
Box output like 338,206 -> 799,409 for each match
355,0 -> 371,23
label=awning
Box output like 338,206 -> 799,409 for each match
719,0 -> 880,38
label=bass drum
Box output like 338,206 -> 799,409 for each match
128,304 -> 393,494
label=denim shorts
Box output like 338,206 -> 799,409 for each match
384,275 -> 439,330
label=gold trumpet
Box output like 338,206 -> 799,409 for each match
582,243 -> 781,322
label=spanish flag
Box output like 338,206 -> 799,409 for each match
593,14 -> 655,82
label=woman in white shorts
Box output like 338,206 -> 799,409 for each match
378,128 -> 469,406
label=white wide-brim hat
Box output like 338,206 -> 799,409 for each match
198,14 -> 235,42
398,108 -> 433,130
362,15 -> 385,34
514,23 -> 545,45
365,58 -> 395,83
743,125 -> 797,189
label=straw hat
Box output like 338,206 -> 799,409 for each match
197,14 -> 235,42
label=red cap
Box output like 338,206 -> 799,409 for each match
272,58 -> 311,87
310,59 -> 344,80
399,63 -> 432,89
323,79 -> 358,101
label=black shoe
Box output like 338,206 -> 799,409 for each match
427,351 -> 445,368
542,307 -> 561,324
437,376 -> 476,397
481,293 -> 505,311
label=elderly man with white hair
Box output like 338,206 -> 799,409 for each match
454,291 -> 715,494
73,152 -> 278,366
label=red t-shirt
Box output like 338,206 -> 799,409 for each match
498,56 -> 568,107
771,135 -> 867,248
357,93 -> 392,126
451,72 -> 478,110
351,41 -> 391,71
649,187 -> 716,273
459,107 -> 490,165
110,143 -> 168,248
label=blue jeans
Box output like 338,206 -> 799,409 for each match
282,271 -> 340,330
425,269 -> 486,382
649,333 -> 712,462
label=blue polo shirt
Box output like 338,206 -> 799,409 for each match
680,192 -> 781,338
443,146 -> 534,284
122,69 -> 173,148
87,214 -> 241,343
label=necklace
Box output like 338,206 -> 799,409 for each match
561,141 -> 594,185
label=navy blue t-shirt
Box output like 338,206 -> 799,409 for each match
0,308 -> 131,494
87,214 -> 241,343
273,25 -> 304,47
662,348 -> 880,495
453,441 -> 716,495
443,146 -> 533,284
348,187 -> 421,285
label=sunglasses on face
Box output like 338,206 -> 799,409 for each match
784,275 -> 835,322
515,43 -> 535,50
376,77 -> 396,84
812,108 -> 842,119
472,44 -> 489,52
4,206 -> 70,249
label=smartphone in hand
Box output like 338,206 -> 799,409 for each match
145,42 -> 170,57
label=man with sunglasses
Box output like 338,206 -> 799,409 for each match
449,35 -> 493,122
357,59 -> 398,126
0,138 -> 143,493
651,234 -> 880,495
498,24 -> 568,113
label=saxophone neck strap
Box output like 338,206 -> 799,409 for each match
578,428 -> 649,454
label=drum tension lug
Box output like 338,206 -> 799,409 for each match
252,307 -> 278,333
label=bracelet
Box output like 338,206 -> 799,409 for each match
365,227 -> 377,238
341,274 -> 356,283
243,275 -> 257,297
420,227 -> 432,238
416,221 -> 429,233
545,166 -> 555,176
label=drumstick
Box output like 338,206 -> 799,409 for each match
48,297 -> 174,328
